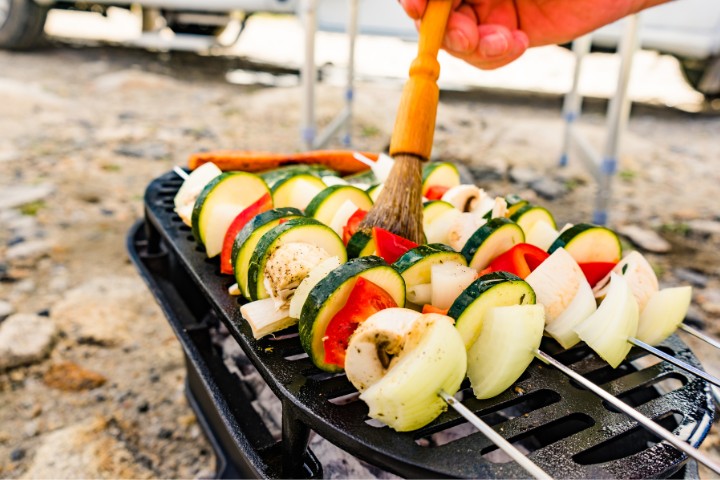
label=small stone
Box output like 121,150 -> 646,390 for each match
696,289 -> 720,315
0,300 -> 14,321
43,361 -> 107,391
137,401 -> 150,413
508,166 -> 539,186
0,184 -> 54,210
23,418 -> 154,479
6,240 -> 54,263
673,268 -> 709,288
158,428 -> 173,439
114,142 -> 169,160
617,225 -> 672,253
0,314 -> 57,370
687,219 -> 720,237
530,176 -> 567,200
10,448 -> 25,461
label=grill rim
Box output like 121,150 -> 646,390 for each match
129,170 -> 715,479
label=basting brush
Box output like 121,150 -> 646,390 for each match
357,0 -> 453,245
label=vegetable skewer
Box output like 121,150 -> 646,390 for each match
535,349 -> 720,476
438,390 -> 552,480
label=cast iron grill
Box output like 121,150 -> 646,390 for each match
128,170 -> 715,479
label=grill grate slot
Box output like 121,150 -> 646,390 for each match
573,411 -> 684,465
481,413 -> 595,463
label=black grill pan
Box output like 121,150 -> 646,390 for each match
129,170 -> 715,478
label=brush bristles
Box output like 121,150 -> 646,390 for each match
359,154 -> 425,245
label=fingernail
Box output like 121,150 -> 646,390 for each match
479,33 -> 509,57
446,30 -> 470,53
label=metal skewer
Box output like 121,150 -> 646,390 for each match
439,390 -> 553,480
534,349 -> 720,476
628,337 -> 720,388
173,166 -> 190,181
679,323 -> 720,350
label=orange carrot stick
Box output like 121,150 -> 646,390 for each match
188,150 -> 379,175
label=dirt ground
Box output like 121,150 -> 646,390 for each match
1,28 -> 719,478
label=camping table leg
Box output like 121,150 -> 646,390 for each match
594,13 -> 639,225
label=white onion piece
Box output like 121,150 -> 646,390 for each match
431,261 -> 477,310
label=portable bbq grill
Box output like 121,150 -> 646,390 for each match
127,170 -> 715,479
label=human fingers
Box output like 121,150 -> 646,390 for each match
453,27 -> 529,70
399,0 -> 463,20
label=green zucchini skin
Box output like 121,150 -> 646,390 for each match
393,243 -> 466,286
346,230 -> 375,259
448,272 -> 536,349
460,217 -> 524,270
246,217 -> 346,301
259,164 -> 338,188
298,256 -> 405,372
547,223 -> 622,261
231,207 -> 303,268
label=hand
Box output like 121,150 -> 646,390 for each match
399,0 -> 669,69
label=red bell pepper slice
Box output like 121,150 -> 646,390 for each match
424,185 -> 450,201
372,227 -> 419,264
484,243 -> 549,279
579,262 -> 617,288
323,277 -> 398,368
342,208 -> 367,245
219,192 -> 272,275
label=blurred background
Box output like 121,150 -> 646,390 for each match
1,0 -> 719,478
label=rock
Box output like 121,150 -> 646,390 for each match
696,288 -> 720,315
673,268 -> 709,288
0,300 -> 14,321
0,148 -> 20,164
530,176 -> 567,200
50,276 -> 152,346
6,240 -> 54,263
687,219 -> 720,237
23,418 -> 154,479
508,166 -> 539,186
0,184 -> 54,210
43,361 -> 107,391
617,225 -> 672,253
0,314 -> 57,370
114,142 -> 169,160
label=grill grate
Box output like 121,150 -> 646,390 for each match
129,171 -> 714,479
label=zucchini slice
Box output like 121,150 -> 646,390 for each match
271,173 -> 327,210
393,243 -> 467,287
548,223 -> 622,264
232,207 -> 304,299
448,272 -> 536,350
298,256 -> 406,372
191,172 -> 271,258
422,200 -> 455,231
343,169 -> 378,188
461,217 -> 525,271
259,164 -> 338,188
421,161 -> 460,196
247,217 -> 347,301
467,304 -> 545,399
305,185 -> 373,226
346,230 -> 376,258
504,194 -> 529,217
509,204 -> 557,233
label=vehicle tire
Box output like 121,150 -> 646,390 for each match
0,0 -> 49,50
680,56 -> 720,100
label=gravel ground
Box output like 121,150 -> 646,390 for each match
1,27 -> 719,479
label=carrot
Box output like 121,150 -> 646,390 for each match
421,304 -> 449,316
188,150 -> 379,175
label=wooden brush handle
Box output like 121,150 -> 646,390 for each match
389,0 -> 453,161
